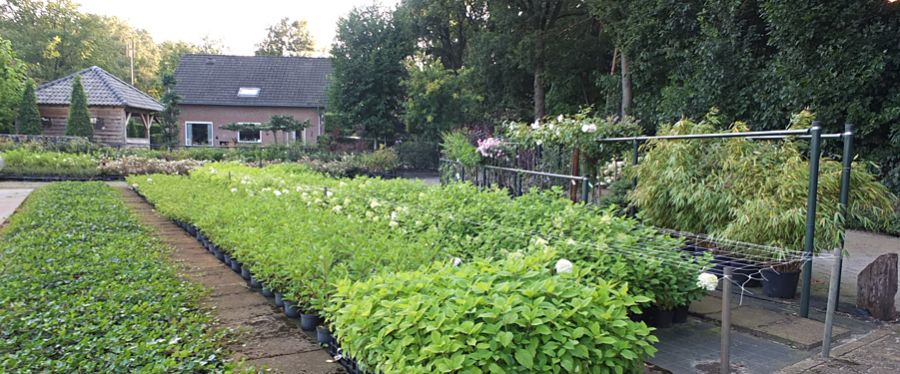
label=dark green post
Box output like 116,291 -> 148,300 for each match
580,177 -> 589,203
515,172 -> 522,196
631,139 -> 639,191
460,165 -> 465,182
800,123 -> 823,318
834,124 -> 854,306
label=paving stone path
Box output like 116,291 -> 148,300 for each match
778,323 -> 900,374
0,188 -> 33,225
117,186 -> 342,373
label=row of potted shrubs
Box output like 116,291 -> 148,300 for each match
129,163 -> 712,373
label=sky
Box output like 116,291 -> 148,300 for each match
75,0 -> 400,56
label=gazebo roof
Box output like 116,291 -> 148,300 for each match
35,66 -> 164,112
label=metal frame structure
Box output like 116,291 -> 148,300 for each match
596,123 -> 853,322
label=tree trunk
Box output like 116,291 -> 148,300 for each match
569,148 -> 580,201
534,31 -> 546,121
620,51 -> 632,117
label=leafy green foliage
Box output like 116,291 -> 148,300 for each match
0,36 -> 26,133
132,163 -> 710,371
65,76 -> 92,139
440,131 -> 480,167
15,79 -> 40,135
155,74 -> 181,148
629,111 -> 898,264
328,251 -> 658,374
255,17 -> 315,57
357,147 -> 399,174
403,58 -> 481,140
0,148 -> 98,177
0,182 -> 229,371
327,4 -> 413,140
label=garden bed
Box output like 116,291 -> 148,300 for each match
130,163 -> 712,373
0,182 -> 232,372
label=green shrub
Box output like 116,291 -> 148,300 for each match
0,182 -> 229,371
15,80 -> 41,135
396,137 -> 439,170
328,251 -> 657,374
0,148 -> 98,177
441,130 -> 480,167
65,76 -> 93,139
357,147 -> 399,174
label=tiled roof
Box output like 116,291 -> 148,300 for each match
35,66 -> 164,112
174,54 -> 331,108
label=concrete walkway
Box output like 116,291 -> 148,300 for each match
811,230 -> 900,312
778,323 -> 900,374
0,189 -> 34,225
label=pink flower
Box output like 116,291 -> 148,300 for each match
476,137 -> 505,158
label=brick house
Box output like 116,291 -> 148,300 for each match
174,54 -> 331,147
34,66 -> 163,148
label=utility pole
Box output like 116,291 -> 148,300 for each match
127,39 -> 135,85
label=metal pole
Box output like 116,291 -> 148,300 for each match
581,177 -> 589,203
631,139 -> 639,191
721,266 -> 733,374
800,124 -> 822,318
835,124 -> 854,306
821,246 -> 843,357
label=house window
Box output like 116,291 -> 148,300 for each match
237,87 -> 260,97
186,122 -> 213,146
237,123 -> 262,143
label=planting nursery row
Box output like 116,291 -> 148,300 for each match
0,183 -> 231,372
130,163 -> 713,373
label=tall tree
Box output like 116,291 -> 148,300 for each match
255,18 -> 315,57
157,74 -> 181,148
327,5 -> 413,141
0,37 -> 26,133
65,75 -> 92,139
15,80 -> 40,135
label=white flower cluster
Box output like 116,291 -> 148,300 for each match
697,273 -> 719,291
555,259 -> 573,274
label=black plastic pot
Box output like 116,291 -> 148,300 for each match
653,307 -> 674,328
283,301 -> 299,318
300,314 -> 321,331
761,268 -> 800,299
214,249 -> 225,262
230,260 -> 242,273
316,325 -> 334,346
673,304 -> 689,324
240,266 -> 252,281
711,255 -> 733,275
274,292 -> 285,307
249,276 -> 262,289
223,254 -> 232,265
261,287 -> 274,297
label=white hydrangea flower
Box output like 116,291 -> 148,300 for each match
273,190 -> 282,197
325,190 -> 333,197
333,205 -> 343,213
230,188 -> 238,193
557,114 -> 564,122
531,120 -> 541,130
146,177 -> 153,182
390,211 -> 398,220
507,251 -> 524,260
131,183 -> 139,188
581,123 -> 598,133
555,259 -> 573,274
369,199 -> 380,208
451,257 -> 463,266
389,220 -> 399,228
697,273 -> 719,291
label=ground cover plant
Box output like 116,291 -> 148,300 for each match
0,182 -> 229,371
131,163 -> 710,372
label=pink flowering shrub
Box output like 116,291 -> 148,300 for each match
475,137 -> 506,158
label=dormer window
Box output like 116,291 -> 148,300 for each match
237,87 -> 260,97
